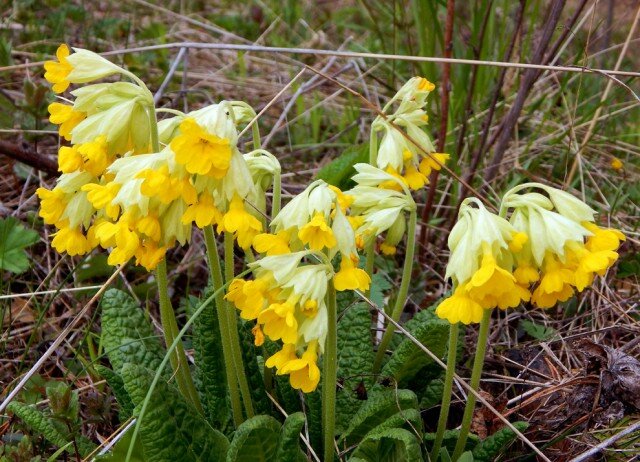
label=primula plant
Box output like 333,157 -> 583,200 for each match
6,43 -> 626,462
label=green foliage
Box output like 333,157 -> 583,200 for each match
341,389 -> 418,446
8,382 -> 95,459
188,295 -> 230,429
0,217 -> 39,274
95,427 -> 146,462
316,143 -> 368,190
121,363 -> 229,462
226,415 -> 281,462
472,422 -> 529,462
237,318 -> 271,415
350,428 -> 423,462
520,319 -> 557,341
336,303 -> 374,432
100,289 -> 166,374
95,365 -> 134,420
379,315 -> 449,388
424,430 -> 479,456
275,412 -> 307,462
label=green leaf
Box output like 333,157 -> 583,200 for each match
226,415 -> 281,462
188,295 -> 229,429
95,365 -> 134,420
419,378 -> 444,410
379,316 -> 449,387
316,143 -> 368,189
350,428 -> 423,462
472,422 -> 528,462
520,319 -> 557,341
341,389 -> 418,446
304,389 -> 323,456
7,402 -> 91,457
369,272 -> 392,311
101,289 -> 166,374
237,318 -> 271,415
0,217 -> 39,274
424,430 -> 479,455
95,426 -> 146,462
121,363 -> 229,462
458,451 -> 475,462
275,412 -> 306,462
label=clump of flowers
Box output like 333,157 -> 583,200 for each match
437,184 -> 625,324
226,180 -> 370,392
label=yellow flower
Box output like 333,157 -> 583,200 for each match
334,255 -> 371,292
328,185 -> 354,212
258,301 -> 298,344
418,153 -> 449,177
77,135 -> 110,176
298,212 -> 336,250
181,194 -> 222,228
36,187 -> 66,225
610,157 -> 623,171
435,286 -> 484,324
58,146 -> 84,174
134,241 -> 166,271
82,182 -> 120,211
402,164 -> 428,190
170,118 -> 232,177
226,277 -> 269,320
48,103 -> 85,141
508,232 -> 528,253
380,243 -> 397,255
138,165 -> 197,205
265,344 -> 298,371
51,226 -> 93,256
464,253 -> 530,310
221,195 -> 263,249
531,254 -> 574,308
44,44 -> 73,93
252,230 -> 291,256
279,341 -> 321,393
136,215 -> 162,242
252,325 -> 265,346
513,263 -> 539,285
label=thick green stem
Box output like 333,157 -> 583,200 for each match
252,123 -> 261,150
430,323 -> 459,460
156,260 -> 203,413
224,232 -> 255,418
372,210 -> 417,373
452,309 -> 491,459
204,227 -> 243,426
322,281 -> 338,462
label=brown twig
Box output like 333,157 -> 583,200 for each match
418,0 -> 455,263
0,139 -> 58,175
483,0 -> 565,185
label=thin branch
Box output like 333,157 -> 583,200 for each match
0,139 -> 58,175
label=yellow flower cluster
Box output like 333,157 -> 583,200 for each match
372,77 -> 449,191
437,185 -> 624,324
38,44 -> 266,270
226,181 -> 371,392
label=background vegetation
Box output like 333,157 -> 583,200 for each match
0,0 -> 638,460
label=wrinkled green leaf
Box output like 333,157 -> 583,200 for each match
350,428 -> 423,462
424,430 -> 479,455
121,363 -> 229,462
95,365 -> 134,419
238,318 -> 271,415
0,217 -> 39,274
379,316 -> 449,387
419,378 -> 444,410
341,389 -> 418,446
226,415 -> 281,462
101,289 -> 166,374
472,422 -> 528,462
316,143 -> 368,189
95,427 -> 146,462
188,295 -> 229,429
275,412 -> 306,462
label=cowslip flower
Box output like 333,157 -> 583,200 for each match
436,198 -> 529,324
501,183 -> 625,308
371,77 -> 449,190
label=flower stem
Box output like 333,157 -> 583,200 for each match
252,123 -> 261,150
224,232 -> 255,418
452,309 -> 491,460
322,280 -> 338,462
155,260 -> 203,413
430,323 -> 459,460
203,226 -> 243,426
372,209 -> 417,373
272,169 -> 281,219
